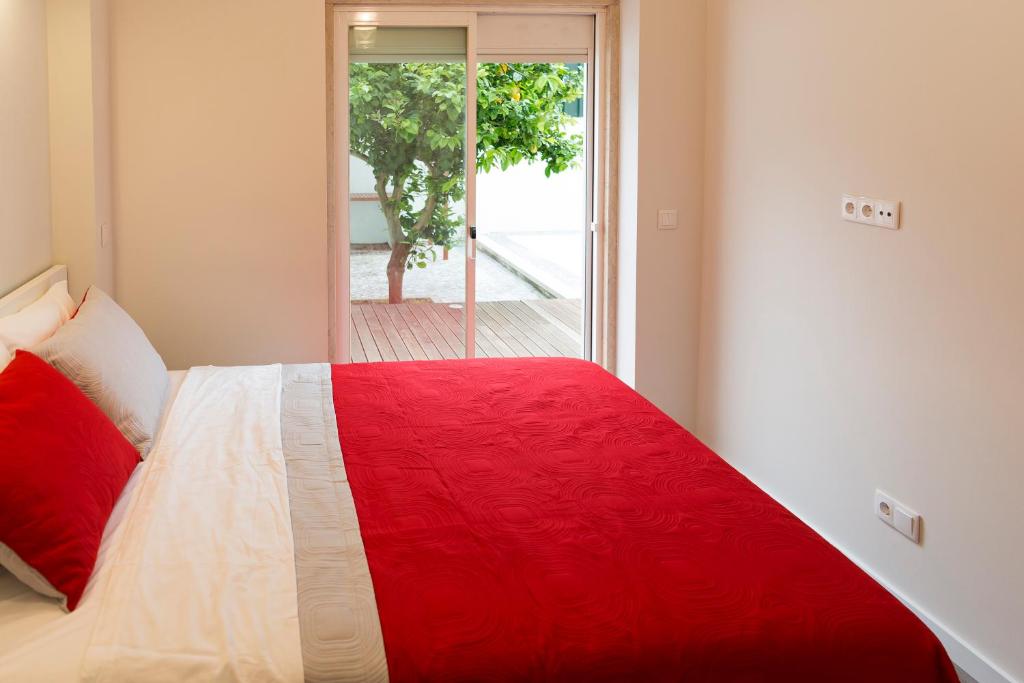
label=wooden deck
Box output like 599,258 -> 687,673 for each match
350,299 -> 583,362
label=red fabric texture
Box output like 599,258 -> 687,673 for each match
70,285 -> 89,319
332,358 -> 958,683
0,350 -> 139,610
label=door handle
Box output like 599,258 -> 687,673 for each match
469,225 -> 477,260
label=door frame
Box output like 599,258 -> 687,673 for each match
334,9 -> 478,362
328,2 -> 618,368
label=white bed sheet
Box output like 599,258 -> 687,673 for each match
0,371 -> 187,681
80,364 -> 302,683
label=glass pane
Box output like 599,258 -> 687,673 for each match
350,26 -> 466,62
474,62 -> 588,359
348,28 -> 468,362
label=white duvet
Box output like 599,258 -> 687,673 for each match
0,365 -> 304,682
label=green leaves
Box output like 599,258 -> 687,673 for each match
398,117 -> 420,142
474,62 -> 584,176
533,72 -> 563,95
349,60 -> 584,279
425,129 -> 460,152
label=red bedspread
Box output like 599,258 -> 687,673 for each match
332,358 -> 957,683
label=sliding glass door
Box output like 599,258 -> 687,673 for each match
474,60 -> 590,359
338,11 -> 596,363
345,19 -> 475,361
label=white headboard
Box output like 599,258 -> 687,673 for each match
0,265 -> 69,318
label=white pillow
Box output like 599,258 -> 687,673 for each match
33,287 -> 169,458
0,281 -> 76,371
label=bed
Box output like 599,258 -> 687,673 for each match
0,267 -> 959,682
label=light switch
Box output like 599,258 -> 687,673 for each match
658,209 -> 678,230
893,506 -> 920,543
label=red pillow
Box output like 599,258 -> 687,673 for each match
0,350 -> 140,610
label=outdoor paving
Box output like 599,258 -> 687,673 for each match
350,248 -> 546,303
478,229 -> 584,300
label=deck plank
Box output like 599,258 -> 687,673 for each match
553,299 -> 582,330
352,305 -> 384,363
471,313 -> 519,358
475,303 -> 535,356
348,299 -> 583,363
473,321 -> 511,358
361,304 -> 399,361
482,302 -> 549,356
522,301 -> 580,356
379,303 -> 429,361
350,318 -> 368,363
407,303 -> 461,359
437,303 -> 499,358
505,300 -> 578,357
502,301 -> 568,356
369,304 -> 414,361
422,304 -> 468,358
526,299 -> 583,343
393,304 -> 444,361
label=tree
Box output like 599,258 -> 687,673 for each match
349,61 -> 585,303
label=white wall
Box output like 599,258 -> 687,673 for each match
109,0 -> 328,369
617,0 -> 705,424
699,2 -> 1024,681
0,0 -> 52,295
616,0 -> 640,388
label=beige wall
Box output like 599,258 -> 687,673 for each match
46,0 -> 113,301
617,0 -> 705,425
699,2 -> 1024,680
109,0 -> 329,369
0,0 -> 52,295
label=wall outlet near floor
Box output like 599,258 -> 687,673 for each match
841,195 -> 901,230
875,489 -> 921,543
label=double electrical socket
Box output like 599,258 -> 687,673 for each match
875,489 -> 921,543
841,195 -> 901,230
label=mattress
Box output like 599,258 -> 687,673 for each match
0,359 -> 959,682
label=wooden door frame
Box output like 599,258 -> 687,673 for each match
326,0 -> 619,372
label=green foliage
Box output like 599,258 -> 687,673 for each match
349,60 -> 584,279
476,62 -> 584,178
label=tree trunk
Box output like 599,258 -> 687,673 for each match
386,241 -> 411,304
373,171 -> 440,305
376,173 -> 409,303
